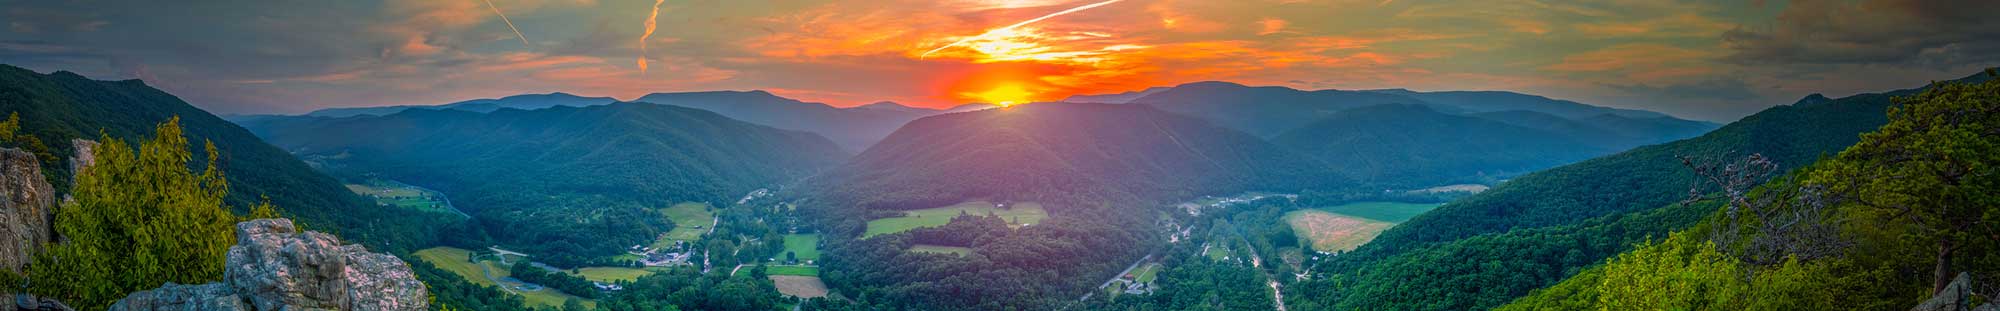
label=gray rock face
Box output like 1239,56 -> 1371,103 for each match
0,147 -> 55,274
66,139 -> 95,185
110,219 -> 427,311
1911,272 -> 1988,311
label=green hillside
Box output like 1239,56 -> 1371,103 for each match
245,102 -> 850,266
0,64 -> 445,250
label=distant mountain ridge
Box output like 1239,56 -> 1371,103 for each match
1273,104 -> 1613,186
302,92 -> 616,117
248,102 -> 850,264
635,91 -> 938,151
805,102 -> 1335,211
1063,87 -> 1169,103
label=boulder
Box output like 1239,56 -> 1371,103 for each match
66,139 -> 95,185
110,219 -> 427,311
0,147 -> 54,274
1911,272 -> 1987,311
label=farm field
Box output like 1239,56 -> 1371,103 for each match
344,179 -> 456,214
1284,201 -> 1443,252
1132,263 -> 1163,283
413,247 -> 596,309
910,244 -> 973,256
782,234 -> 822,262
864,201 -> 1048,238
653,202 -> 715,249
770,275 -> 829,298
571,267 -> 660,283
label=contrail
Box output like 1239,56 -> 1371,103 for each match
639,0 -> 665,74
481,0 -> 531,47
920,0 -> 1123,59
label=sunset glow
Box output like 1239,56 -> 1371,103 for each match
4,0 -> 1994,122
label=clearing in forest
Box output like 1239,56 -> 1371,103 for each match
864,201 -> 1048,238
1284,202 -> 1442,252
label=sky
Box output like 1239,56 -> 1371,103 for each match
1,0 -> 1995,121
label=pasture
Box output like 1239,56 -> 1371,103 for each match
782,234 -> 822,262
344,180 -> 455,214
413,247 -> 596,309
864,201 -> 1048,238
571,267 -> 659,283
1284,202 -> 1442,253
653,202 -> 716,249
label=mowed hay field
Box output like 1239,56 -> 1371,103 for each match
345,180 -> 454,214
654,202 -> 715,248
864,201 -> 1048,238
1284,202 -> 1442,252
770,275 -> 829,298
782,234 -> 821,262
413,247 -> 596,309
572,267 -> 660,283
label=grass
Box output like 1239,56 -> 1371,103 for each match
864,201 -> 1048,238
1206,242 -> 1232,261
766,265 -> 820,277
652,202 -> 715,249
1284,201 -> 1443,253
910,244 -> 973,256
413,247 -> 595,309
782,234 -> 822,262
1132,263 -> 1163,283
571,267 -> 658,283
344,179 -> 455,214
1310,201 -> 1443,223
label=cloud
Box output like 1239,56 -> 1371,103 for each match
1603,77 -> 1760,101
1722,0 -> 2000,67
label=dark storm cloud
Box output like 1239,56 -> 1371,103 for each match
1722,0 -> 2000,68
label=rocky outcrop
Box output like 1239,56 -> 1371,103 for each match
66,139 -> 95,185
110,219 -> 427,311
0,147 -> 55,274
1911,272 -> 1993,311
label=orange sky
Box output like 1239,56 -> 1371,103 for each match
3,0 -> 1996,121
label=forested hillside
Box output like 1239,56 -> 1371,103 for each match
636,90 -> 939,151
0,64 -> 443,250
805,102 -> 1333,212
1272,104 -> 1611,187
298,92 -> 616,118
1501,72 -> 1999,311
248,103 -> 850,265
1286,70 -> 1995,311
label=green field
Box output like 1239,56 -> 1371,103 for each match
864,201 -> 1048,238
1310,201 -> 1442,223
782,234 -> 822,262
767,265 -> 820,277
653,202 -> 716,249
1284,201 -> 1443,252
909,244 -> 973,256
344,180 -> 456,214
413,247 -> 595,309
1206,242 -> 1232,261
571,267 -> 660,283
1132,263 -> 1163,283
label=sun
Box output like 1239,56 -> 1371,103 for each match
963,83 -> 1036,107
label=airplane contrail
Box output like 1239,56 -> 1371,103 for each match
920,0 -> 1123,59
639,0 -> 665,74
481,0 -> 531,48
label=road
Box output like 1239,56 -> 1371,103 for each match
1238,242 -> 1287,311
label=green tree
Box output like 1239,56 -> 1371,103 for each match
1808,77 -> 2000,294
26,117 -> 241,310
563,297 -> 588,311
1595,233 -> 1746,310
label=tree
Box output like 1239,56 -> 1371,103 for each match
563,297 -> 588,311
1809,76 -> 2000,294
26,117 -> 242,310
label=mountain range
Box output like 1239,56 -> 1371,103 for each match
246,102 -> 849,264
